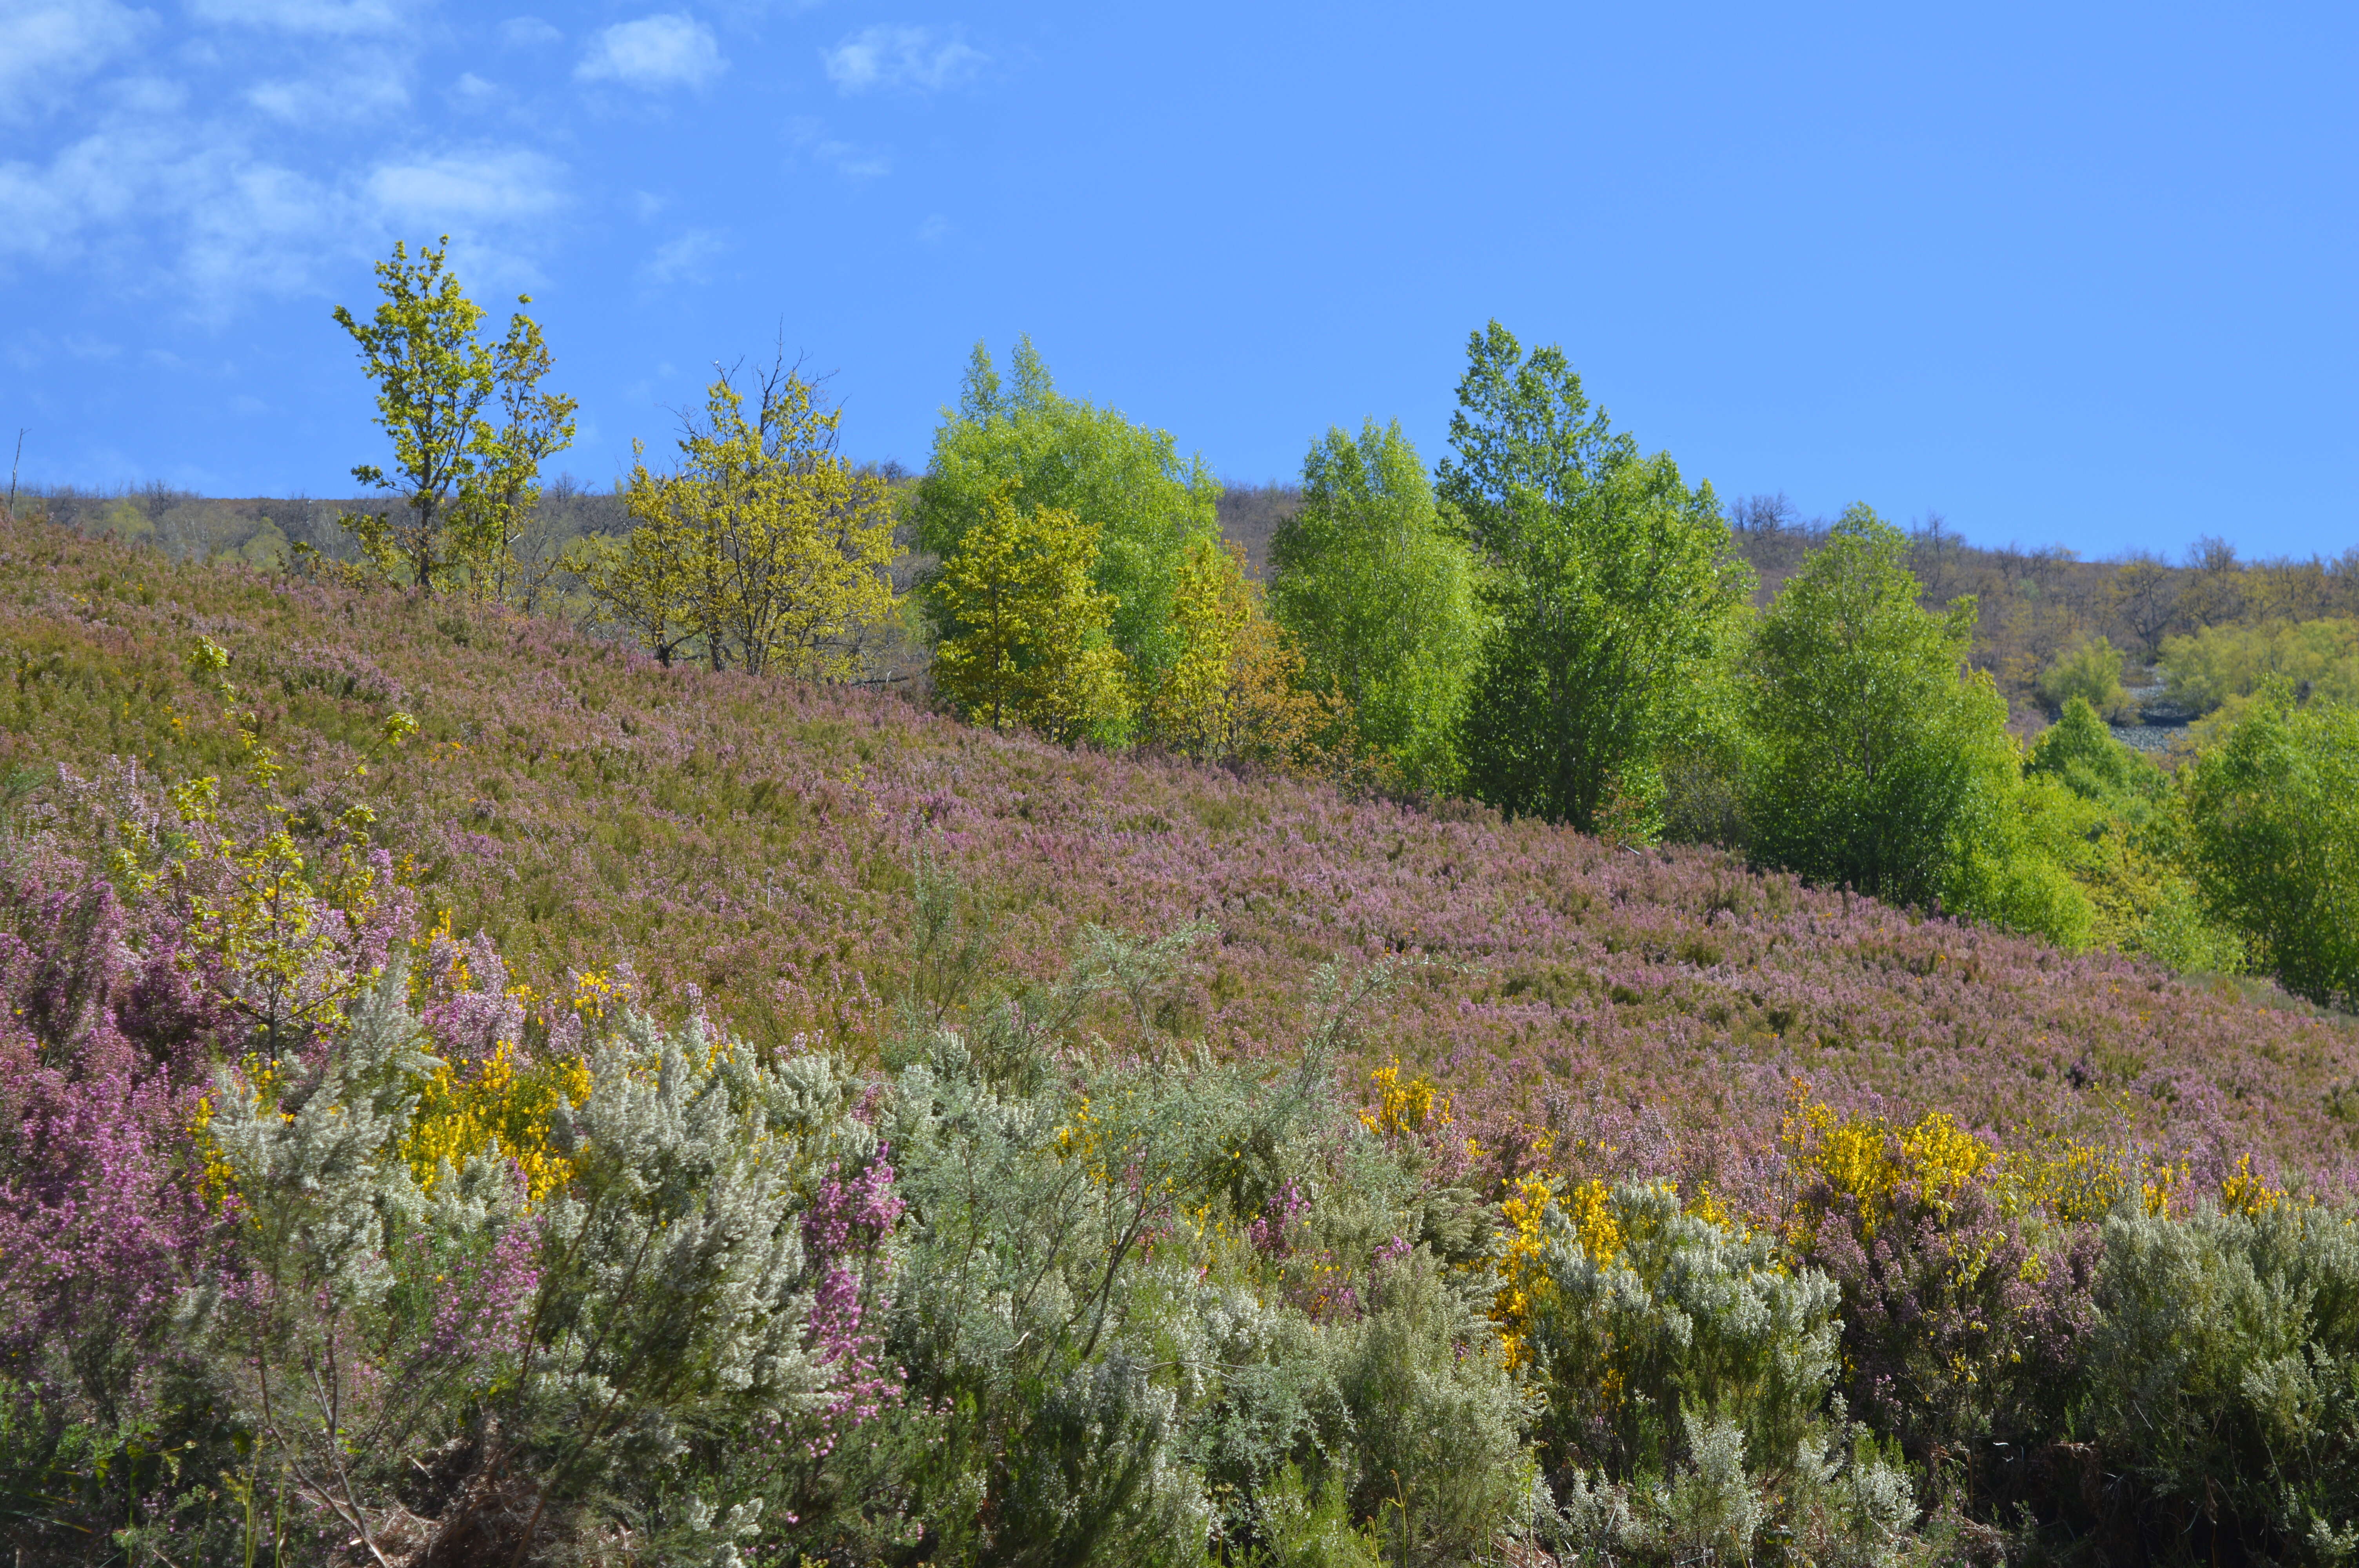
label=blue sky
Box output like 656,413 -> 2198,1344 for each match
3,1 -> 2354,559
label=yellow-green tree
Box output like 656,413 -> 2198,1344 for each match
454,304 -> 577,605
575,363 -> 896,678
336,241 -> 572,600
1140,536 -> 1337,770
932,485 -> 1131,742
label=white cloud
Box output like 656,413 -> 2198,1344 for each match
0,112 -> 349,308
246,50 -> 409,122
915,212 -> 948,244
787,118 -> 888,179
186,0 -> 407,36
0,0 -> 154,119
822,24 -> 981,94
365,148 -> 565,226
497,15 -> 560,47
576,14 -> 722,90
642,226 -> 721,284
448,70 -> 496,107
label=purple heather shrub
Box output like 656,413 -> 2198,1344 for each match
800,1150 -> 908,1449
1248,1179 -> 1311,1256
417,925 -> 528,1063
423,1208 -> 542,1374
1794,1170 -> 2103,1460
0,845 -> 228,1394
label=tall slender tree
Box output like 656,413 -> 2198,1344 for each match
1268,419 -> 1479,789
459,305 -> 577,605
334,238 -> 498,593
1438,322 -> 1749,828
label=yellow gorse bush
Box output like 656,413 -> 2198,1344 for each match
403,1042 -> 592,1204
2219,1153 -> 2284,1217
1492,1174 -> 1630,1368
1785,1087 -> 2281,1230
1360,1058 -> 1449,1139
1781,1094 -> 1997,1237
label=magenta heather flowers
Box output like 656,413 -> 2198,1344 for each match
798,1149 -> 909,1454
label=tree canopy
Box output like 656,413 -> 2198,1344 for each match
931,484 -> 1132,744
574,363 -> 894,678
1439,323 -> 1749,828
1269,419 -> 1479,790
908,339 -> 1222,692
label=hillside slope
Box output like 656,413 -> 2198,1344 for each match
4,511 -> 2352,1198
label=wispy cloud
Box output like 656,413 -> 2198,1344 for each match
497,15 -> 560,48
447,71 -> 497,109
787,118 -> 889,180
0,0 -> 156,120
642,227 -> 723,284
366,148 -> 566,226
576,14 -> 723,90
186,0 -> 408,36
246,49 -> 409,122
0,110 -> 345,305
822,24 -> 982,94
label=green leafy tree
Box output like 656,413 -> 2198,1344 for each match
2035,636 -> 2132,720
1268,419 -> 1479,789
931,484 -> 1133,743
909,338 -> 1221,695
2183,690 -> 2359,1006
334,237 -> 500,592
1437,322 -> 1749,828
2026,702 -> 2243,972
1742,505 -> 2088,940
457,305 -> 578,605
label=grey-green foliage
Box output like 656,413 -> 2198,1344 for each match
519,1012 -> 859,1521
880,977 -> 1321,1564
1524,1186 -> 1921,1568
1267,418 -> 1481,789
1246,1462 -> 1383,1568
191,970 -> 884,1566
188,968 -> 455,1558
1328,1253 -> 1532,1566
1529,1185 -> 1839,1477
2088,1203 -> 2359,1562
877,926 -> 1528,1566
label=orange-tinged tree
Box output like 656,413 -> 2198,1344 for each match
1141,536 -> 1338,772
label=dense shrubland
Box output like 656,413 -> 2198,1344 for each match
3,723 -> 2358,1565
7,243 -> 2359,1563
1,511 -> 2357,1564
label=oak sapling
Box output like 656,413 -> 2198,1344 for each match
334,238 -> 498,593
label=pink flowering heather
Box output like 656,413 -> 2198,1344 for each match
5,512 -> 2356,1210
0,848 -> 229,1386
798,1150 -> 908,1454
423,1213 -> 542,1376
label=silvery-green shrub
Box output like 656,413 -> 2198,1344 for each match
1527,1183 -> 1840,1479
1522,1184 -> 1925,1567
2087,1203 -> 2359,1562
1327,1250 -> 1533,1565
